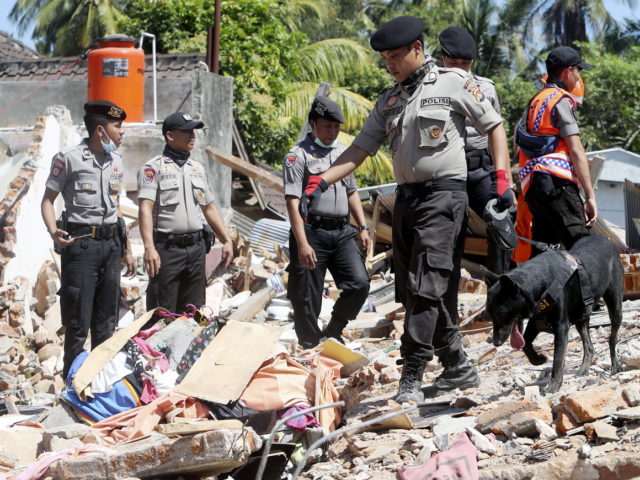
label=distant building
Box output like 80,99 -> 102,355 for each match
589,147 -> 640,227
0,31 -> 40,62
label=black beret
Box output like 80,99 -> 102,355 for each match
84,100 -> 126,121
438,27 -> 476,60
162,112 -> 205,135
546,46 -> 593,71
370,16 -> 425,52
308,96 -> 344,123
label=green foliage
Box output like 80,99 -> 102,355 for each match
11,0 -> 125,55
118,0 -> 213,54
577,46 -> 640,153
496,77 -> 538,151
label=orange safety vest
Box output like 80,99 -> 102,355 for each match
517,87 -> 578,194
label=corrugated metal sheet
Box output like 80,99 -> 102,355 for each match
247,218 -> 290,256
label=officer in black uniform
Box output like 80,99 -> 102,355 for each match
437,27 -> 513,277
284,97 -> 371,348
300,17 -> 512,402
138,112 -> 233,314
436,27 -> 515,327
41,100 -> 136,379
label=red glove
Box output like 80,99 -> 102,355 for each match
496,169 -> 513,210
299,175 -> 328,220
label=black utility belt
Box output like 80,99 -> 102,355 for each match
155,230 -> 204,247
66,222 -> 117,239
306,215 -> 349,230
396,179 -> 466,199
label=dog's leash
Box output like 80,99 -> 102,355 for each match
490,224 -> 560,252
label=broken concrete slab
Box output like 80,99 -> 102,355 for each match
49,428 -> 261,479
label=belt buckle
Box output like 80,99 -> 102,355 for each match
90,226 -> 97,239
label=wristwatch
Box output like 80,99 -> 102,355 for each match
358,225 -> 370,231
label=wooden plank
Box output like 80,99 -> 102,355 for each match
464,237 -> 488,256
228,286 -> 276,323
207,147 -> 284,193
154,419 -> 243,436
175,321 -> 282,403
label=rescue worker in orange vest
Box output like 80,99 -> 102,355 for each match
513,75 -> 586,263
515,46 -> 596,257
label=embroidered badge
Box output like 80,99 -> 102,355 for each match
143,168 -> 156,184
430,127 -> 443,139
472,86 -> 485,102
285,155 -> 297,168
387,95 -> 398,107
112,165 -> 121,174
182,113 -> 193,121
108,106 -> 123,119
51,154 -> 65,177
196,191 -> 204,201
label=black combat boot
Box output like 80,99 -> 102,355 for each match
394,357 -> 427,404
321,318 -> 346,344
424,349 -> 480,398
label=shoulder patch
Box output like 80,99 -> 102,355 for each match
51,153 -> 65,177
285,154 -> 297,168
143,167 -> 156,184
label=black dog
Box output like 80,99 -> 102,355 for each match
483,235 -> 623,394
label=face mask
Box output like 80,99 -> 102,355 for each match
311,125 -> 337,148
99,127 -> 118,154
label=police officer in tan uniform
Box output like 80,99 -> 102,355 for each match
138,112 -> 233,314
284,97 -> 370,348
41,100 -> 136,379
300,16 -> 512,402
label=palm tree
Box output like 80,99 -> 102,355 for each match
521,0 -> 637,47
10,0 -> 124,56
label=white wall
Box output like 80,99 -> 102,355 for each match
595,181 -> 625,228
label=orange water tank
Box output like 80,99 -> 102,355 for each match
87,35 -> 145,122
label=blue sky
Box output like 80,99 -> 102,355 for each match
1,0 -> 639,50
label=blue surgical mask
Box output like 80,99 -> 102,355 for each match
314,137 -> 337,149
311,125 -> 337,148
99,127 -> 118,154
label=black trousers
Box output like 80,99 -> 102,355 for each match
392,190 -> 467,362
525,173 -> 591,256
466,149 -> 512,275
146,240 -> 206,314
60,236 -> 121,379
287,224 -> 370,348
443,149 -> 513,323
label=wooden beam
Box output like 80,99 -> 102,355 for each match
207,147 -> 284,193
228,286 -> 276,323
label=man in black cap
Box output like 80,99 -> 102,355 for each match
284,96 -> 371,348
300,16 -> 512,402
515,46 -> 596,256
436,26 -> 514,324
138,112 -> 233,314
41,99 -> 136,379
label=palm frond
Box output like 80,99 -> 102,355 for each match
293,39 -> 373,84
337,132 -> 393,186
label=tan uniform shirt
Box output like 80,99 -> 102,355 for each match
283,135 -> 356,218
353,66 -> 502,184
465,74 -> 501,151
137,155 -> 214,234
45,139 -> 122,224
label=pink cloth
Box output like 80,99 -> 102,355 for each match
0,444 -> 113,480
279,405 -> 321,431
131,337 -> 170,372
398,432 -> 479,480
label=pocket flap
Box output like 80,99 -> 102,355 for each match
159,177 -> 179,190
417,109 -> 450,122
427,250 -> 453,271
74,180 -> 97,192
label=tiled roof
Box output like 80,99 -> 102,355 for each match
0,52 -> 207,82
0,31 -> 40,61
